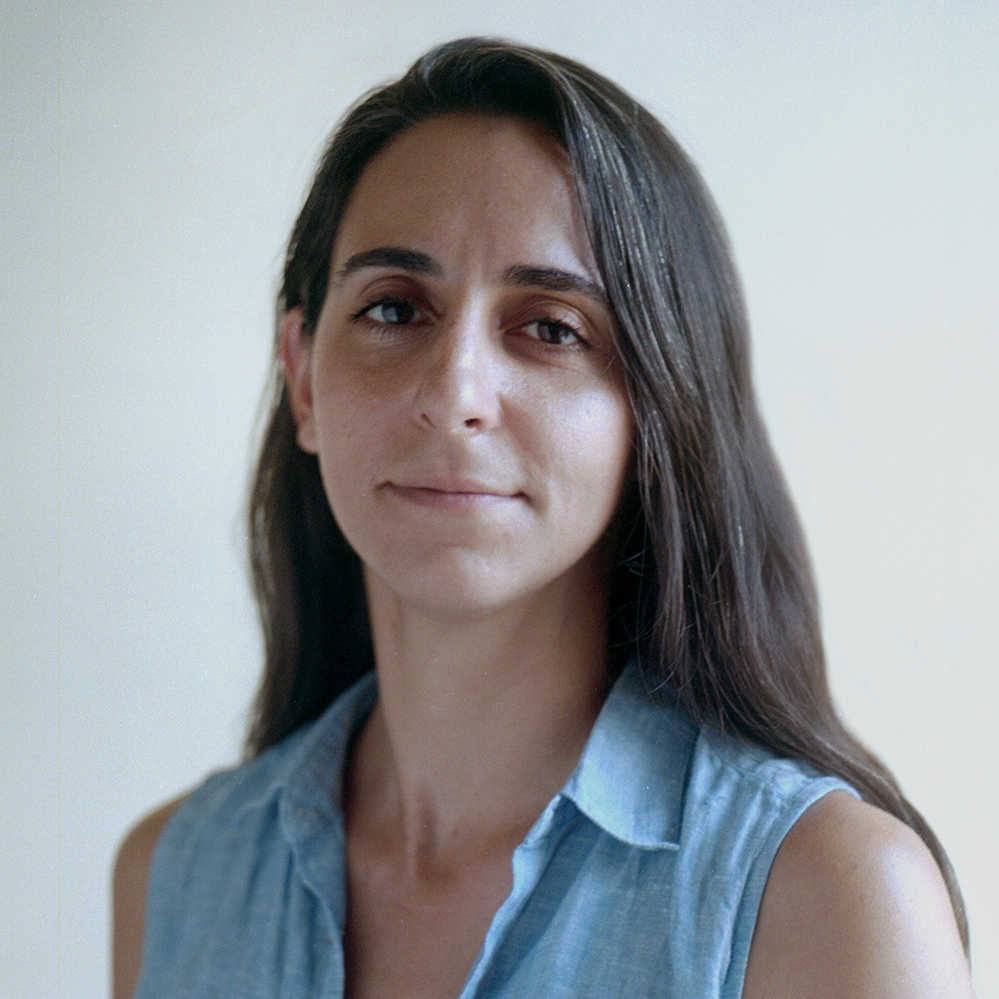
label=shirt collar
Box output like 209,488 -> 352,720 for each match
235,672 -> 377,837
557,659 -> 695,850
240,659 -> 693,852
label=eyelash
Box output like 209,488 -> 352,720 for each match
351,295 -> 589,349
351,297 -> 422,326
521,318 -> 585,347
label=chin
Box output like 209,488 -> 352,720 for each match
363,543 -> 607,626
371,566 -> 530,620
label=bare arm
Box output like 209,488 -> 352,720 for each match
743,790 -> 974,999
112,796 -> 186,999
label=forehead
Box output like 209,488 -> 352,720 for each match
333,114 -> 593,273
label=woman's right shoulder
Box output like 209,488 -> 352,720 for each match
115,794 -> 188,891
110,726 -> 328,997
112,793 -> 189,999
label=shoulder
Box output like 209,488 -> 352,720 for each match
109,735 -> 307,999
743,790 -> 974,999
110,739 -> 310,999
115,795 -> 188,890
113,794 -> 188,999
679,724 -> 852,870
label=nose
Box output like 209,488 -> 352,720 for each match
413,310 -> 502,434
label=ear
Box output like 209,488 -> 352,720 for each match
280,308 -> 318,454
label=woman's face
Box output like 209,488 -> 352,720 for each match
284,114 -> 634,619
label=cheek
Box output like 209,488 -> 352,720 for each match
312,350 -> 394,446
548,388 -> 634,508
310,378 -> 382,504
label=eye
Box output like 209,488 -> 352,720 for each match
522,317 -> 586,347
353,297 -> 423,326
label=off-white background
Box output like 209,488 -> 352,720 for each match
3,1 -> 996,995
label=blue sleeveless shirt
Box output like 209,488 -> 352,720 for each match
135,663 -> 854,998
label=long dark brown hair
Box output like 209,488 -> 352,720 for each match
246,37 -> 967,949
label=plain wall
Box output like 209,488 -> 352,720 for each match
3,0 -> 996,995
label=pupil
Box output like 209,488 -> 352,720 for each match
386,301 -> 411,323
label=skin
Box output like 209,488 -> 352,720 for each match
112,795 -> 184,999
112,114 -> 975,999
743,791 -> 975,999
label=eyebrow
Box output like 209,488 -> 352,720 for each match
333,246 -> 608,306
333,247 -> 443,284
502,264 -> 609,307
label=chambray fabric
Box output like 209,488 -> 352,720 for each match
135,662 -> 854,998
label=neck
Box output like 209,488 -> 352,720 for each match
347,562 -> 612,875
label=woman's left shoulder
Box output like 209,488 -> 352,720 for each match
742,790 -> 974,998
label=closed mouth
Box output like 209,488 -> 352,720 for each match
384,479 -> 525,508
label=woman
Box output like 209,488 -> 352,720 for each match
114,38 -> 974,998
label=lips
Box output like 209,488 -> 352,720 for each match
389,474 -> 518,496
382,474 -> 526,510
